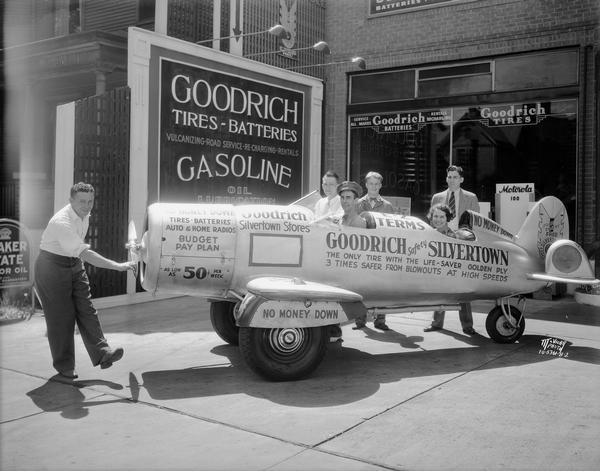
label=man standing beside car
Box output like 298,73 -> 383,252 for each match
314,170 -> 343,221
35,182 -> 135,379
426,165 -> 479,335
431,165 -> 479,230
356,171 -> 394,215
354,171 -> 393,331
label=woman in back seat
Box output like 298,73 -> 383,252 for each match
429,204 -> 456,238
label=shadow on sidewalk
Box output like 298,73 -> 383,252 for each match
26,377 -> 125,419
133,335 -> 600,407
472,297 -> 600,327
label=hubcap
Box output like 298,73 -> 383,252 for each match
268,328 -> 306,357
497,315 -> 518,336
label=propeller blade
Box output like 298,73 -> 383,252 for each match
127,220 -> 138,242
126,220 -> 140,264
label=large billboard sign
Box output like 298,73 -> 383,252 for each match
127,27 -> 323,246
159,58 -> 304,203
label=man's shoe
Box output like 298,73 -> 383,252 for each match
463,328 -> 476,335
327,325 -> 342,338
59,369 -> 78,379
374,322 -> 390,331
424,326 -> 441,332
100,347 -> 124,369
352,323 -> 366,330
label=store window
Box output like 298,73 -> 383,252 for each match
349,109 -> 451,217
349,99 -> 577,238
417,62 -> 492,98
450,99 -> 577,238
348,48 -> 577,104
495,50 -> 578,92
350,70 -> 415,104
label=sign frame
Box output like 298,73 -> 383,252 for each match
156,56 -> 305,204
127,26 -> 323,262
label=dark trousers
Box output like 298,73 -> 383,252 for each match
34,250 -> 109,373
431,303 -> 473,330
355,313 -> 386,326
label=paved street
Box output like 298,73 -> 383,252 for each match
1,295 -> 599,471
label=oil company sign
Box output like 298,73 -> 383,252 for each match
0,219 -> 33,288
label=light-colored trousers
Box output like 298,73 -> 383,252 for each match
431,303 -> 473,330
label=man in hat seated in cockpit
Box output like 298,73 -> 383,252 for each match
338,181 -> 390,331
327,180 -> 368,341
337,181 -> 366,228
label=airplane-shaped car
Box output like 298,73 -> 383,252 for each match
127,195 -> 598,381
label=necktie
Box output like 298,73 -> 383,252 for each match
370,197 -> 377,208
448,191 -> 456,218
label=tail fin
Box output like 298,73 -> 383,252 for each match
515,196 -> 569,259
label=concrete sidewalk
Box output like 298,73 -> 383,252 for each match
1,295 -> 599,470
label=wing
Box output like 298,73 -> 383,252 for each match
247,276 -> 363,302
237,277 -> 366,328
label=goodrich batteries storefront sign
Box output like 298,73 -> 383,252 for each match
160,59 -> 304,203
350,109 -> 451,132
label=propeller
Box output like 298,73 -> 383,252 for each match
126,220 -> 145,280
126,220 -> 140,262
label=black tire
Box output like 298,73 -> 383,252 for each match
210,301 -> 239,346
485,305 -> 525,343
238,326 -> 328,381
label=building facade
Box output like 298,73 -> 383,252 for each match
2,0 -> 327,225
321,0 -> 598,249
2,0 -> 598,259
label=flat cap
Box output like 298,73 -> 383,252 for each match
337,180 -> 362,197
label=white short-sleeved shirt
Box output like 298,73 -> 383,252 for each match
39,204 -> 91,257
314,195 -> 343,218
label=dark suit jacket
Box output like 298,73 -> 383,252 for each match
431,188 -> 479,222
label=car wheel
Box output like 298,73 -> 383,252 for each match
485,305 -> 525,343
238,326 -> 328,381
210,301 -> 239,346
